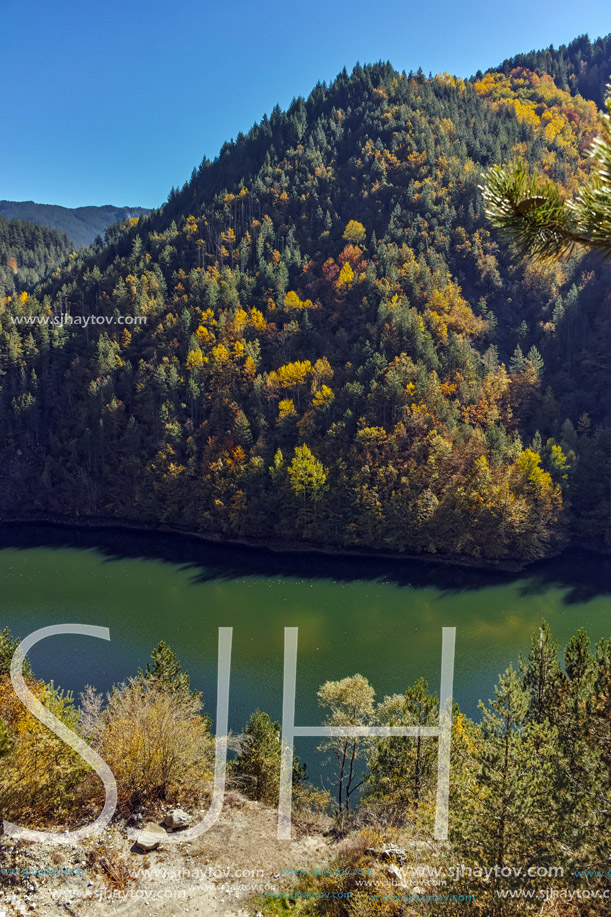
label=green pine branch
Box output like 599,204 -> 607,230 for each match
481,85 -> 611,261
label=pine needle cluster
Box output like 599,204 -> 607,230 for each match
482,85 -> 611,260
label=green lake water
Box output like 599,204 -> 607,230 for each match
1,523 -> 610,784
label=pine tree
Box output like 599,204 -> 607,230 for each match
476,665 -> 529,868
526,345 -> 544,377
232,710 -> 304,803
509,344 -> 525,373
138,641 -> 197,700
453,664 -> 561,910
520,621 -> 564,725
554,629 -> 600,858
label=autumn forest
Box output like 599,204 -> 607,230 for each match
2,35 -> 611,566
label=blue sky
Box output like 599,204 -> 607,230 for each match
2,0 -> 610,208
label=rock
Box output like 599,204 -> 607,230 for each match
134,822 -> 167,851
162,809 -> 191,830
366,843 -> 408,863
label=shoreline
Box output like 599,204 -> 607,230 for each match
0,512 -> 561,574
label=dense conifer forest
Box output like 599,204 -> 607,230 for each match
1,40 -> 611,564
0,216 -> 70,298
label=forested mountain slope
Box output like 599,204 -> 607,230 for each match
492,32 -> 611,108
1,60 -> 610,563
0,216 -> 70,298
0,201 -> 150,248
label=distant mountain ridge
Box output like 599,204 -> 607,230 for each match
0,200 -> 150,248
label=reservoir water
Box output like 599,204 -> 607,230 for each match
1,523 -> 610,785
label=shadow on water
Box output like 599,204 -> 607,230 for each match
0,521 -> 610,603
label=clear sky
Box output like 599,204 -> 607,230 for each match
2,0 -> 610,209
